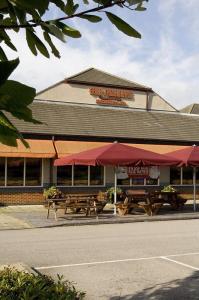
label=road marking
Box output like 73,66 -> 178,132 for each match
36,256 -> 160,270
35,251 -> 199,270
161,256 -> 199,271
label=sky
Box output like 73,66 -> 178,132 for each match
7,0 -> 199,110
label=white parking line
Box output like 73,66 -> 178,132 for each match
161,256 -> 199,271
35,251 -> 199,270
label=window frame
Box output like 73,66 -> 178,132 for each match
56,165 -> 106,187
0,157 -> 43,188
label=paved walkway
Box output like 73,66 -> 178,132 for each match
0,203 -> 199,230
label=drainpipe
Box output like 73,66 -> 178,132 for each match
146,92 -> 150,110
50,135 -> 56,186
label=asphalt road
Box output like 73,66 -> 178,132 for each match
1,220 -> 199,299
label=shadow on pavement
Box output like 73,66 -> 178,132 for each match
109,271 -> 199,300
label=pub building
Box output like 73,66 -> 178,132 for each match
1,67 -> 199,205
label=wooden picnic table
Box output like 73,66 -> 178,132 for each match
46,193 -> 107,220
152,191 -> 187,209
116,189 -> 187,216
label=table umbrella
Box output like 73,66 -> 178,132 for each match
54,142 -> 180,215
167,145 -> 199,211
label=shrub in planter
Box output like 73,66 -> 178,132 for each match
161,185 -> 177,193
106,187 -> 123,203
0,267 -> 85,300
43,186 -> 64,199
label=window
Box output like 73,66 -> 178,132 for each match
57,166 -> 105,186
183,167 -> 193,185
196,168 -> 199,184
170,167 -> 181,185
1,157 -> 43,187
146,178 -> 159,185
90,166 -> 104,185
25,158 -> 42,186
57,166 -> 72,186
7,158 -> 24,186
74,166 -> 88,186
117,178 -> 130,186
132,178 -> 145,185
0,158 -> 5,186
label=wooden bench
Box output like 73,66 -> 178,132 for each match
46,193 -> 107,220
116,190 -> 163,216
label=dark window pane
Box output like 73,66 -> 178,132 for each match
132,178 -> 144,185
74,166 -> 88,186
183,167 -> 193,185
7,158 -> 24,186
146,178 -> 159,185
117,178 -> 130,186
90,166 -> 104,185
196,168 -> 199,184
170,167 -> 181,185
0,158 -> 5,186
26,158 -> 42,186
57,166 -> 72,186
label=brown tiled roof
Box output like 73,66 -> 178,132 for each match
66,68 -> 152,91
7,101 -> 199,144
181,103 -> 199,114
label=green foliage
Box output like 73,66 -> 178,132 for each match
0,58 -> 40,147
161,185 -> 177,193
0,1 -> 148,60
106,186 -> 123,202
0,267 -> 85,300
0,0 -> 148,146
43,186 -> 64,199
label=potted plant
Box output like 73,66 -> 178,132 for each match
43,186 -> 64,200
161,185 -> 177,193
106,187 -> 123,203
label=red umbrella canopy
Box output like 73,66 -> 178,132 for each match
166,145 -> 199,167
54,142 -> 180,166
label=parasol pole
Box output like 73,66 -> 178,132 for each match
114,166 -> 117,215
193,166 -> 196,211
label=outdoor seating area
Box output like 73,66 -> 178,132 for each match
45,188 -> 189,220
46,192 -> 108,220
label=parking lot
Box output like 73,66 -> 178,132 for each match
1,220 -> 199,299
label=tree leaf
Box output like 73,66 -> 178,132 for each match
79,14 -> 102,23
56,21 -> 81,38
0,80 -> 40,125
105,12 -> 141,38
43,31 -> 60,58
0,46 -> 7,61
26,28 -> 38,56
0,112 -> 28,147
64,0 -> 79,15
10,0 -> 49,15
51,0 -> 65,10
26,29 -> 49,58
0,58 -> 19,85
0,79 -> 36,109
42,23 -> 65,42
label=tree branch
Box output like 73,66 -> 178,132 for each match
0,0 -> 126,29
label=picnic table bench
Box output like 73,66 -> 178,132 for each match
116,190 -> 163,216
46,193 -> 107,220
116,189 -> 188,216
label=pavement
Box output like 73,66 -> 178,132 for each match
1,203 -> 199,230
1,220 -> 199,299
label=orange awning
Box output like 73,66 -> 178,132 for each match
54,141 -> 188,158
0,139 -> 56,158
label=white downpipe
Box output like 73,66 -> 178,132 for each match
193,167 -> 196,211
114,167 -> 117,215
